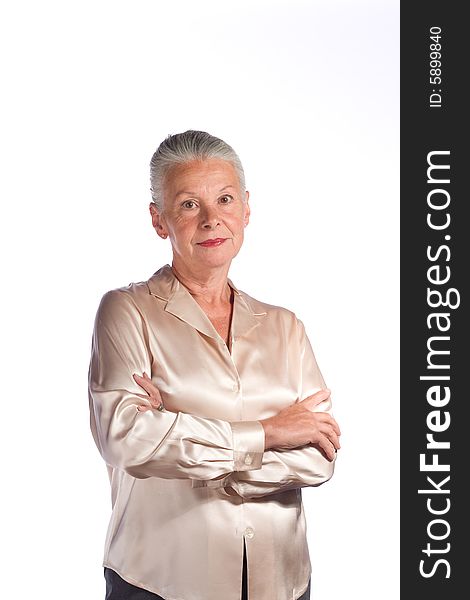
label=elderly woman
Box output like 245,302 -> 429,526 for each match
88,130 -> 341,600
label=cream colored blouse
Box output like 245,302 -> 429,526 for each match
88,264 -> 336,600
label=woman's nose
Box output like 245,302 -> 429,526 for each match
200,207 -> 220,229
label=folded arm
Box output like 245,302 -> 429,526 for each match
88,290 -> 265,480
193,318 -> 338,499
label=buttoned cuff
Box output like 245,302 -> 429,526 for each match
190,421 -> 265,490
230,420 -> 265,471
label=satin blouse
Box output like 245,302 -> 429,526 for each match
88,264 -> 336,600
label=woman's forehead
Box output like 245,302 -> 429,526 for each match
165,159 -> 240,196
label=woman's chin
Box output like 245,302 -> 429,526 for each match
198,255 -> 234,270
192,246 -> 238,268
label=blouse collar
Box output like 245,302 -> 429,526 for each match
146,264 -> 266,342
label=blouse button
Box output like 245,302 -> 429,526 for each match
244,454 -> 253,466
244,527 -> 254,539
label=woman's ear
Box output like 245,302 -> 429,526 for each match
244,191 -> 251,227
149,203 -> 168,238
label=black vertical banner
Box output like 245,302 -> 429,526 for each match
401,3 -> 468,598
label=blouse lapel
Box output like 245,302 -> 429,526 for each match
228,280 -> 267,341
146,264 -> 266,341
165,284 -> 219,340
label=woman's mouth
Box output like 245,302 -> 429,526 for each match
197,238 -> 228,247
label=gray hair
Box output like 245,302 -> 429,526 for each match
149,130 -> 246,211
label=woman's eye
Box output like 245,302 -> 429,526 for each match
182,200 -> 196,209
219,195 -> 233,204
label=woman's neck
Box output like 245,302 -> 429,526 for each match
170,262 -> 232,308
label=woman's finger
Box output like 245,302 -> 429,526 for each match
303,389 -> 330,407
313,412 -> 341,437
137,400 -> 164,411
133,373 -> 149,387
326,428 -> 341,450
133,373 -> 160,396
318,437 -> 336,462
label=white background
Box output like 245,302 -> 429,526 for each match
1,1 -> 399,598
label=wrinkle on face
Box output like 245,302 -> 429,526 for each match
153,159 -> 250,273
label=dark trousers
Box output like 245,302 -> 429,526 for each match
104,540 -> 311,600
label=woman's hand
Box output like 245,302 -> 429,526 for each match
132,372 -> 165,412
259,389 -> 341,461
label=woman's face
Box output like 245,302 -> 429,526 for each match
150,158 -> 250,275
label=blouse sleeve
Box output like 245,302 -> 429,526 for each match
88,290 -> 265,480
192,318 -> 337,499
